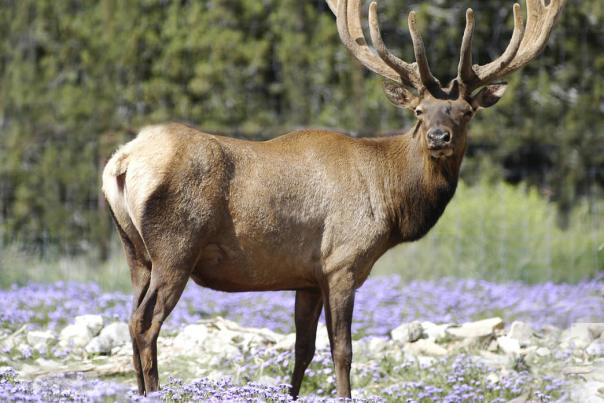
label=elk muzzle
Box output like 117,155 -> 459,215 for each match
426,128 -> 453,158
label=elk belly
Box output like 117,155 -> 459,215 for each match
190,242 -> 319,292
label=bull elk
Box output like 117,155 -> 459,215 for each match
102,0 -> 565,398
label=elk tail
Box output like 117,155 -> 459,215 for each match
105,145 -> 130,178
102,144 -> 133,234
102,142 -> 151,271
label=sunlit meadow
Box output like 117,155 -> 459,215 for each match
1,274 -> 602,401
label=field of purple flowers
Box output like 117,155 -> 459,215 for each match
2,275 -> 602,335
1,275 -> 603,401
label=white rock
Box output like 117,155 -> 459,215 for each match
540,325 -> 562,345
1,337 -> 19,352
354,337 -> 390,355
561,323 -> 604,349
487,339 -> 499,352
172,322 -> 240,364
587,323 -> 604,339
274,333 -> 296,351
315,325 -> 330,350
422,322 -> 452,342
479,351 -> 510,368
85,322 -> 130,354
74,315 -> 104,336
417,355 -> 436,368
508,321 -> 534,346
446,318 -> 504,340
1,326 -> 28,352
85,337 -> 110,354
111,343 -> 133,357
59,315 -> 105,349
391,322 -> 423,344
203,339 -> 241,364
201,317 -> 283,348
59,324 -> 94,348
568,380 -> 604,403
486,373 -> 500,384
507,392 -> 531,403
102,322 -> 130,346
403,339 -> 447,356
497,336 -> 521,355
34,358 -> 62,370
174,324 -> 210,350
26,330 -> 56,351
366,337 -> 389,353
173,318 -> 302,366
536,347 -> 551,357
586,339 -> 604,357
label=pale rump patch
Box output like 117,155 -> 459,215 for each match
101,125 -> 174,241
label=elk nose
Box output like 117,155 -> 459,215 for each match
427,128 -> 451,144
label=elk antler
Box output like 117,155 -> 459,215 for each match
327,0 -> 439,93
458,0 -> 566,92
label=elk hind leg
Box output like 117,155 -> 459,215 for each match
290,288 -> 323,399
129,264 -> 151,395
109,207 -> 151,395
130,261 -> 190,393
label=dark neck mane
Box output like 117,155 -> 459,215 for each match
371,129 -> 464,244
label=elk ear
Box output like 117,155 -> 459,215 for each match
383,81 -> 419,110
471,84 -> 508,109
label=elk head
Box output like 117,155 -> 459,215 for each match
327,0 -> 565,160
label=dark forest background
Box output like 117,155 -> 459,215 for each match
0,0 -> 602,261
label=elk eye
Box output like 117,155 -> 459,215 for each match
415,109 -> 423,117
464,110 -> 473,119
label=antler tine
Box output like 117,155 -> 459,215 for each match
408,11 -> 440,91
368,2 -> 421,89
495,0 -> 566,77
334,0 -> 403,84
457,9 -> 475,84
462,0 -> 566,91
472,3 -> 525,85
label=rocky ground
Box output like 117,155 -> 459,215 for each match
1,277 -> 602,401
1,314 -> 604,402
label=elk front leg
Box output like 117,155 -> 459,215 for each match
130,265 -> 189,393
290,288 -> 323,399
322,271 -> 355,398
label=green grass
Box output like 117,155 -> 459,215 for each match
0,239 -> 130,291
374,180 -> 604,283
1,181 -> 602,289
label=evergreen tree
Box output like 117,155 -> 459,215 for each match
0,0 -> 601,255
